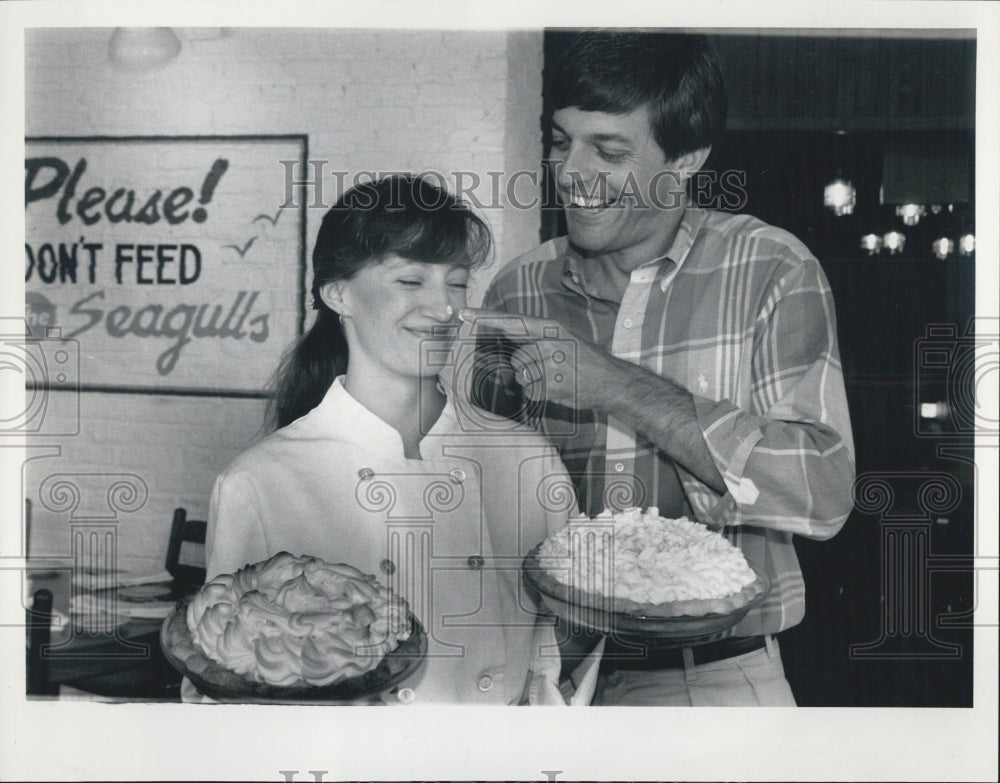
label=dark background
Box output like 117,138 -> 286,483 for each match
543,30 -> 977,707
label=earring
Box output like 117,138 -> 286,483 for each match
339,313 -> 346,325
309,296 -> 318,310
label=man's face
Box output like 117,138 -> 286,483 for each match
550,105 -> 687,261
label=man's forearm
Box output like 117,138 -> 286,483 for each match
593,357 -> 727,495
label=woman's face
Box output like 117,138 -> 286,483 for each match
327,255 -> 469,382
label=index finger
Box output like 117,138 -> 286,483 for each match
458,308 -> 560,341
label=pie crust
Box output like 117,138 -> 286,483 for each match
527,556 -> 769,619
532,508 -> 768,619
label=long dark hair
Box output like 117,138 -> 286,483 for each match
266,174 -> 492,430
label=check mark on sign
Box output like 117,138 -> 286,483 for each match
223,236 -> 256,258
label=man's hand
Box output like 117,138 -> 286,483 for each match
459,307 -> 619,410
460,307 -> 727,494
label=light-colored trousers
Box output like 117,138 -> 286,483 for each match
593,635 -> 797,707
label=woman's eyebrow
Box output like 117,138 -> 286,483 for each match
384,257 -> 423,270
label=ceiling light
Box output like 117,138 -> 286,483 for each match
931,238 -> 954,260
895,204 -> 926,226
883,231 -> 906,255
920,402 -> 949,420
860,234 -> 882,256
824,179 -> 856,216
957,233 -> 975,256
108,28 -> 182,72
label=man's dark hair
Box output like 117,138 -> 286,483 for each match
550,31 -> 728,161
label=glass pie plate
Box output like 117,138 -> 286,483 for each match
160,595 -> 426,704
523,545 -> 771,643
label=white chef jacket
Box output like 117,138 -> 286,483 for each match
206,376 -> 575,705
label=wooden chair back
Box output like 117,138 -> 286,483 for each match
165,508 -> 207,596
26,588 -> 58,696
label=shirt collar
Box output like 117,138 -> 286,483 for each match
311,376 -> 457,458
560,204 -> 708,300
561,250 -> 600,300
662,205 -> 707,274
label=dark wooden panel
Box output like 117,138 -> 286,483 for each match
712,35 -> 975,130
709,129 -> 976,707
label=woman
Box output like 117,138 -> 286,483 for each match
205,175 -> 585,704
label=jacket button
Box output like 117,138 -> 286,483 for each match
397,687 -> 415,704
467,555 -> 484,570
380,559 -> 396,575
477,675 -> 493,692
358,467 -> 375,480
449,468 -> 466,484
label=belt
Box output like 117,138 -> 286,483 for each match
600,635 -> 768,672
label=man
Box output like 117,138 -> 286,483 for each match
462,31 -> 855,706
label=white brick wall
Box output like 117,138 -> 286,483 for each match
23,27 -> 544,562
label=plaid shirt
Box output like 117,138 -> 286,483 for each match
479,206 -> 855,636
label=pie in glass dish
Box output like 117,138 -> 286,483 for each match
160,552 -> 425,702
524,508 -> 770,639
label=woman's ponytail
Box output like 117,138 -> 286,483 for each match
266,307 -> 348,430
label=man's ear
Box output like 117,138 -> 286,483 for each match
674,146 -> 712,182
318,280 -> 348,316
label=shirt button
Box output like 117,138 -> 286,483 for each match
477,675 -> 493,692
397,687 -> 415,704
623,318 -> 634,329
358,467 -> 375,481
449,468 -> 466,484
614,462 -> 625,472
467,555 -> 485,570
379,559 -> 396,575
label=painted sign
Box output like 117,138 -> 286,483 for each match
24,135 -> 307,395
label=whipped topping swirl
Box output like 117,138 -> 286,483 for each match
537,507 -> 757,604
186,552 -> 411,687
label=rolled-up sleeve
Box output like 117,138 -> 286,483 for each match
680,255 -> 856,539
